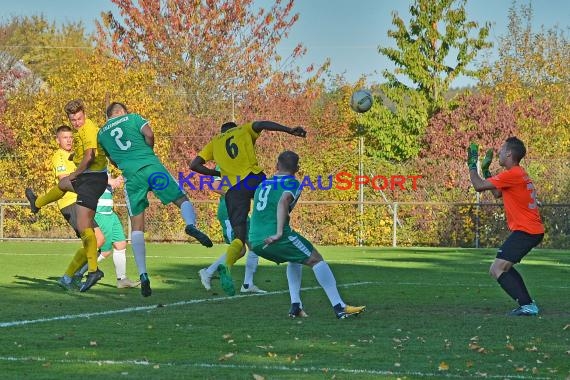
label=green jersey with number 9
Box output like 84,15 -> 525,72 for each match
97,113 -> 161,177
248,175 -> 302,246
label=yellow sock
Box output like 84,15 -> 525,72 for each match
65,248 -> 86,277
81,228 -> 98,272
36,185 -> 65,208
225,239 -> 244,267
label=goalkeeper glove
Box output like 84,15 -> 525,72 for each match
467,142 -> 479,171
481,149 -> 493,178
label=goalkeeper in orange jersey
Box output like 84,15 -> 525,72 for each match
467,137 -> 544,316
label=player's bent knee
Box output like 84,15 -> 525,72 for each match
304,251 -> 323,267
114,241 -> 127,250
173,195 -> 189,207
490,259 -> 512,279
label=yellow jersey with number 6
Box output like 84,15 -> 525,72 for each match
198,123 -> 262,187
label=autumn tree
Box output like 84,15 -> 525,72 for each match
480,1 -> 570,158
0,56 -> 23,156
378,0 -> 491,115
1,51 -> 184,197
421,92 -> 551,194
95,0 -> 315,119
0,15 -> 93,81
0,15 -> 93,160
355,87 -> 428,161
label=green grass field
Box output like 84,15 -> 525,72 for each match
0,242 -> 568,379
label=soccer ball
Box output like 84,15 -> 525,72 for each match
350,89 -> 373,113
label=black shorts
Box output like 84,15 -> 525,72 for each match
497,230 -> 544,263
70,172 -> 108,211
225,172 -> 266,231
60,204 -> 99,238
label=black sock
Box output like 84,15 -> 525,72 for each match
242,284 -> 249,289
497,268 -> 532,306
507,267 -> 532,305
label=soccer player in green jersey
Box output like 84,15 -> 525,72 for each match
98,102 -> 212,297
249,151 -> 366,319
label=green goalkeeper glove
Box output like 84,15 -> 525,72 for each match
481,149 -> 493,178
467,142 -> 479,171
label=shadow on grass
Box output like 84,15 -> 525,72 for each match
0,244 -> 568,324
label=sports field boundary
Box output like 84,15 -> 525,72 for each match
0,282 -> 373,328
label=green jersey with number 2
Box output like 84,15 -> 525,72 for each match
97,113 -> 161,177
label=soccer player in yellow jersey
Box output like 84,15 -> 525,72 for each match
25,99 -> 108,292
51,126 -> 103,241
49,125 -> 106,290
190,121 -> 306,296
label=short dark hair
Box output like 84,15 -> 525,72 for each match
64,99 -> 84,115
505,136 -> 526,163
277,150 -> 299,172
106,102 -> 128,118
221,122 -> 237,133
56,125 -> 72,135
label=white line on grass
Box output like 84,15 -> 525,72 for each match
0,356 -> 552,379
0,282 -> 373,328
2,279 -> 570,329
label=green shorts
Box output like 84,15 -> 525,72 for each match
95,212 -> 126,252
219,217 -> 250,244
124,163 -> 185,216
251,231 -> 314,264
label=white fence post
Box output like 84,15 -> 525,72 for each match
392,202 -> 398,247
0,204 -> 4,240
127,214 -> 132,242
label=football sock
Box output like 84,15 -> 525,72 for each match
78,251 -> 105,276
180,200 -> 197,225
112,248 -> 127,280
506,267 -> 532,305
65,248 -> 86,277
497,268 -> 532,305
243,251 -> 259,286
78,263 -> 88,277
225,238 -> 244,267
232,222 -> 247,244
207,254 -> 226,277
287,262 -> 303,304
312,261 -> 343,307
61,274 -> 72,284
81,228 -> 98,272
131,231 -> 147,275
35,185 -> 65,208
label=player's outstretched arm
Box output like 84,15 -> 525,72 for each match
189,156 -> 221,177
467,143 -> 498,193
480,148 -> 502,198
481,149 -> 493,179
252,121 -> 307,137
